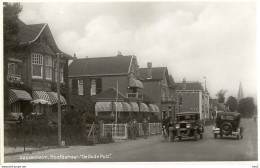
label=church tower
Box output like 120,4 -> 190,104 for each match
237,82 -> 244,102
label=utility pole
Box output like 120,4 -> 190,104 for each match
115,80 -> 118,123
57,53 -> 61,147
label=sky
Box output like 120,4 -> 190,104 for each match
18,1 -> 258,102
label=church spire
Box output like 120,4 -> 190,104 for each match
237,82 -> 244,102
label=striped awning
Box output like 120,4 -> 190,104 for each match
130,102 -> 139,112
95,102 -> 111,112
129,78 -> 144,89
32,91 -> 50,102
109,102 -> 123,112
9,89 -> 32,104
121,102 -> 131,112
148,104 -> 160,112
140,103 -> 149,112
47,92 -> 67,105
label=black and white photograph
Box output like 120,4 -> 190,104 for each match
1,0 -> 259,166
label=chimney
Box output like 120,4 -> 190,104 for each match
147,62 -> 152,79
73,53 -> 77,60
182,78 -> 186,90
117,51 -> 123,56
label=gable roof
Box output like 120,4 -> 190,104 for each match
69,56 -> 133,77
94,87 -> 125,101
175,82 -> 205,91
139,67 -> 166,81
18,19 -> 72,59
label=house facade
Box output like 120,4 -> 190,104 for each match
175,79 -> 210,120
5,19 -> 72,120
139,63 -> 176,119
68,53 -> 160,122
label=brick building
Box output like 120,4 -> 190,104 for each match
68,53 -> 160,122
175,79 -> 210,120
139,63 -> 176,119
5,19 -> 72,121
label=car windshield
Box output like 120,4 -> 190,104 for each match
177,114 -> 197,121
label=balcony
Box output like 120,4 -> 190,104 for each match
126,93 -> 143,101
161,97 -> 175,103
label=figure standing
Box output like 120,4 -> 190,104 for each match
142,117 -> 149,139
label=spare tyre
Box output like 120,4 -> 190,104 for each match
220,122 -> 232,135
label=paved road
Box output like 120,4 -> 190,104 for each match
5,118 -> 257,162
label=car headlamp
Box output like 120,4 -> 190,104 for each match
176,124 -> 180,129
186,124 -> 191,128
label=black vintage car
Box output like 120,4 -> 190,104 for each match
212,112 -> 244,140
170,112 -> 204,141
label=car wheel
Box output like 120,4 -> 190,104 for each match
194,130 -> 198,141
200,134 -> 203,139
220,122 -> 232,135
214,133 -> 217,139
178,136 -> 182,141
236,135 -> 240,140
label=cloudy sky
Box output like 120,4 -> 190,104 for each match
19,1 -> 257,101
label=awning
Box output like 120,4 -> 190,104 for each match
121,102 -> 131,112
47,92 -> 67,105
130,102 -> 139,112
140,103 -> 149,112
109,102 -> 123,112
129,78 -> 144,89
32,91 -> 50,102
148,104 -> 160,112
30,99 -> 52,105
95,102 -> 111,112
9,89 -> 32,104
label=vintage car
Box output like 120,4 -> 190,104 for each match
212,112 -> 244,140
170,112 -> 204,141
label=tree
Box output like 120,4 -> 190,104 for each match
216,89 -> 227,103
3,2 -> 23,117
237,97 -> 255,117
226,96 -> 237,112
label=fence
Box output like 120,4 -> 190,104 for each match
103,124 -> 128,140
103,122 -> 162,140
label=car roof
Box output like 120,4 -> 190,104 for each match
176,112 -> 200,115
217,112 -> 240,116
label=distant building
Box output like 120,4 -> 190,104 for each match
237,82 -> 244,102
139,62 -> 176,119
175,79 -> 210,119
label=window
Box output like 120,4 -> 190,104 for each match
8,63 -> 21,78
54,61 -> 64,83
45,56 -> 52,80
32,53 -> 43,78
91,79 -> 96,96
78,80 -> 84,95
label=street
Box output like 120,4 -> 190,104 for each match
5,118 -> 257,162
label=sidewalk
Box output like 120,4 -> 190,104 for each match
4,146 -> 65,156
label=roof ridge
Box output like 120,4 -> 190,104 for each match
76,55 -> 133,60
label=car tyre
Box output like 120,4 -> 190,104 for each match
214,133 -> 217,139
194,130 -> 198,141
178,136 -> 182,141
220,122 -> 232,135
200,134 -> 203,139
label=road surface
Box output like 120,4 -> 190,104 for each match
5,118 -> 257,162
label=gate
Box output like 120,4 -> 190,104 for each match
103,124 -> 128,140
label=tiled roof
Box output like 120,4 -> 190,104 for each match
69,56 -> 132,77
176,82 -> 205,91
94,87 -> 125,101
139,67 -> 166,81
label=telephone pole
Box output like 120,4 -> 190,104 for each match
57,53 -> 61,147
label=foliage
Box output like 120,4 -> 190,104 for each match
216,89 -> 227,103
237,97 -> 256,117
226,96 -> 238,112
